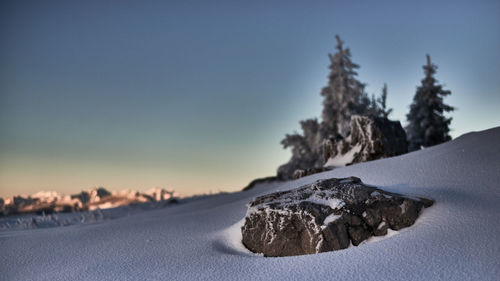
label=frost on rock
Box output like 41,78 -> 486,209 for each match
324,115 -> 408,167
241,177 -> 433,257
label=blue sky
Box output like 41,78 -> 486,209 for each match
1,0 -> 499,197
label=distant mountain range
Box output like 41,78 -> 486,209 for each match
0,187 -> 179,217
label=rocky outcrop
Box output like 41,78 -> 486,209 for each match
292,167 -> 332,179
277,156 -> 319,181
241,177 -> 433,257
324,115 -> 408,167
277,115 -> 407,180
242,176 -> 282,191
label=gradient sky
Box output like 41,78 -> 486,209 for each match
1,0 -> 499,197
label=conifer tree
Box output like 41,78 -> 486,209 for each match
278,119 -> 323,179
377,83 -> 393,118
406,55 -> 454,151
320,35 -> 370,138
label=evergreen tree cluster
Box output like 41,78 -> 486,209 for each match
280,35 -> 454,175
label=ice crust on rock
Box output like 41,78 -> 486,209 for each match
241,177 -> 433,257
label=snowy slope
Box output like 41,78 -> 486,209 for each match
1,127 -> 499,281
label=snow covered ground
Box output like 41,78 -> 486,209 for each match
1,127 -> 499,280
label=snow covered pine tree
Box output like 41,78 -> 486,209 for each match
406,54 -> 454,151
277,119 -> 323,180
320,35 -> 371,138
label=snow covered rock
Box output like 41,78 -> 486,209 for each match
241,177 -> 432,257
324,115 -> 408,167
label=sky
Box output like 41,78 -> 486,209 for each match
1,0 -> 499,198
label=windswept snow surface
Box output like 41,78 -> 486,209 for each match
1,127 -> 500,280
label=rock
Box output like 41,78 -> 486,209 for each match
242,176 -> 282,191
90,187 -> 112,201
71,191 -> 91,205
292,167 -> 333,179
324,115 -> 408,167
277,158 -> 317,181
241,177 -> 433,257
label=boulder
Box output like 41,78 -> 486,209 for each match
324,115 -> 408,167
277,157 -> 317,181
241,177 -> 433,257
242,176 -> 282,191
292,167 -> 332,179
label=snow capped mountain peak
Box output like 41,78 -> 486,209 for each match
1,186 -> 179,216
146,187 -> 176,201
31,191 -> 62,199
87,187 -> 111,202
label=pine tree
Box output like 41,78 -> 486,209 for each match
377,83 -> 393,118
280,119 -> 322,165
406,54 -> 454,151
320,35 -> 370,138
278,119 -> 323,179
368,93 -> 378,116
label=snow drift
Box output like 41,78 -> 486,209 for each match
0,127 -> 499,281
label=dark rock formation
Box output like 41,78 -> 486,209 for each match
241,177 -> 433,257
94,187 -> 111,199
71,191 -> 91,205
242,176 -> 282,191
292,167 -> 333,179
324,115 -> 408,166
277,115 -> 407,180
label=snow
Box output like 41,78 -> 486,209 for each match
32,191 -> 62,200
323,213 -> 341,225
324,143 -> 362,167
361,228 -> 400,245
215,218 -> 261,257
306,195 -> 345,210
0,187 -> 179,217
1,127 -> 500,280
